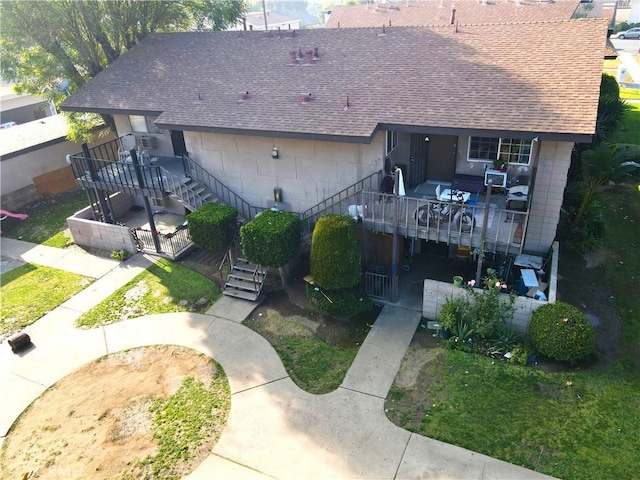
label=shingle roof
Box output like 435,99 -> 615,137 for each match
62,20 -> 608,142
326,0 -> 581,28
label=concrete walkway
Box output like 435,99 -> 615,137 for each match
0,238 -> 554,479
619,52 -> 640,84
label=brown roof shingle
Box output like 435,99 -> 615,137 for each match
62,20 -> 608,142
326,0 -> 581,28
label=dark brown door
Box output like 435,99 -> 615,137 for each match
170,130 -> 187,157
407,133 -> 428,188
425,135 -> 457,182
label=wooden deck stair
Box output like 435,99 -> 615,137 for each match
223,256 -> 267,301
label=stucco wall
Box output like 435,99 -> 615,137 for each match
184,131 -> 385,213
113,115 -> 175,157
0,127 -> 115,210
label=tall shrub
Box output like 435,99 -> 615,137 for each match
529,302 -> 595,364
187,203 -> 237,251
240,210 -> 301,268
310,214 -> 361,290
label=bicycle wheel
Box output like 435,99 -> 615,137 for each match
415,205 -> 430,226
456,212 -> 475,232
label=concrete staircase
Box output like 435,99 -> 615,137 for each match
223,256 -> 267,301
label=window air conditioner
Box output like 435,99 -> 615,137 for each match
139,135 -> 157,149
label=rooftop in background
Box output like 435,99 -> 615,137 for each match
61,20 -> 608,143
231,11 -> 301,31
0,115 -> 68,158
325,0 -> 581,28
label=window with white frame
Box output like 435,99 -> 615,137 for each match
129,115 -> 161,134
467,137 -> 532,165
386,130 -> 398,155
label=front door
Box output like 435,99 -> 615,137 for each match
170,130 -> 187,157
407,133 -> 428,189
425,135 -> 457,182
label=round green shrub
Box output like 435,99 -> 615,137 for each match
310,214 -> 361,290
187,203 -> 238,251
600,73 -> 620,101
240,210 -> 301,268
529,302 -> 595,364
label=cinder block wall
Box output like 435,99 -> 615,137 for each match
67,192 -> 136,254
423,242 -> 559,333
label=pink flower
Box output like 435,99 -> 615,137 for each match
467,279 -> 476,286
562,317 -> 568,323
502,283 -> 507,289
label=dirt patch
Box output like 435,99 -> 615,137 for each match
1,346 -> 226,480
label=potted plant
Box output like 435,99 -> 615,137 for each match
453,275 -> 463,287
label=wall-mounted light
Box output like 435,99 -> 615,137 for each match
424,136 -> 430,142
274,187 -> 283,203
532,136 -> 539,142
272,146 -> 279,159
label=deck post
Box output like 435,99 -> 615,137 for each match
82,143 -> 114,224
130,149 -> 162,253
475,180 -> 493,285
391,174 -> 399,302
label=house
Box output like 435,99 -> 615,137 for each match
61,20 -> 607,302
0,81 -> 57,126
325,0 -> 583,29
0,114 -> 114,211
231,11 -> 301,31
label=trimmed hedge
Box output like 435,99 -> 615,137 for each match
529,302 -> 595,365
306,284 -> 374,318
310,214 -> 361,290
240,210 -> 301,268
187,203 -> 238,251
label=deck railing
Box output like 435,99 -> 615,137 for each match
360,191 -> 528,254
131,225 -> 192,258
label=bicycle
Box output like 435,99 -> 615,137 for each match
414,191 -> 475,232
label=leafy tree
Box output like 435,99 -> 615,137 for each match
0,0 -> 246,140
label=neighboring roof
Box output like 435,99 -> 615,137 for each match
62,20 -> 608,143
0,114 -> 68,158
244,11 -> 300,27
604,38 -> 618,60
325,0 -> 581,28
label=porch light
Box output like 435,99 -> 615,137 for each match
272,146 -> 279,159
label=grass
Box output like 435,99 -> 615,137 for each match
136,372 -> 230,480
243,315 -> 359,394
1,190 -> 88,247
387,350 -> 639,480
620,87 -> 640,101
609,102 -> 640,145
76,258 -> 220,328
0,264 -> 93,340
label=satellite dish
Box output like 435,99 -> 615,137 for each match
58,78 -> 70,94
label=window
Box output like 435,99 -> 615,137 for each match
386,130 -> 398,155
498,138 -> 532,165
467,137 -> 532,165
129,115 -> 161,134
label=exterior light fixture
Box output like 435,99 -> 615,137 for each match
272,146 -> 279,158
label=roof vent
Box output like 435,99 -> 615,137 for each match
377,25 -> 387,37
450,8 -> 456,25
288,50 -> 298,65
313,47 -> 320,60
299,93 -> 312,104
297,48 -> 304,60
238,91 -> 249,102
304,50 -> 315,65
389,5 -> 399,10
343,96 -> 351,112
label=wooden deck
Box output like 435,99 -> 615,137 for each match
360,191 -> 528,255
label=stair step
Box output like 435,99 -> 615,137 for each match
225,278 -> 260,291
223,288 -> 260,302
193,186 -> 206,195
229,269 -> 266,282
201,192 -> 212,201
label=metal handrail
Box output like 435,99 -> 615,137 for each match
299,169 -> 383,234
183,155 -> 265,221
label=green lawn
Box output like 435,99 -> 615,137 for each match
1,190 -> 89,247
76,258 -> 220,328
609,102 -> 640,145
387,351 -> 639,480
620,88 -> 640,101
1,264 -> 93,340
243,315 -> 358,394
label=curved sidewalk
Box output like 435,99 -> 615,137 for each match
0,239 -> 554,479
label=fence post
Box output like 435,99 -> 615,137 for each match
131,149 -> 161,253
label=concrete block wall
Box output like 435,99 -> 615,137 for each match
185,131 -> 385,214
422,242 -> 559,333
67,192 -> 136,254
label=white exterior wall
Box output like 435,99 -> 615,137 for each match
113,115 -> 175,157
524,141 -> 573,254
185,131 -> 385,213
